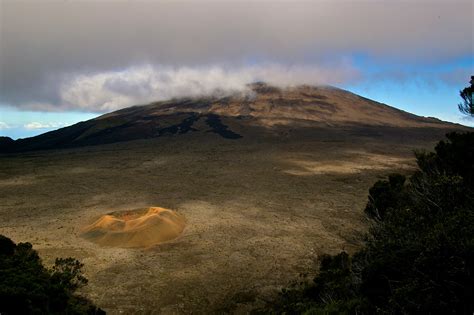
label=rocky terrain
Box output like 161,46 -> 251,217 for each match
0,84 -> 467,313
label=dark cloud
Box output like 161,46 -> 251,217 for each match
0,0 -> 472,111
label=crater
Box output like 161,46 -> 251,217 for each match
81,207 -> 186,248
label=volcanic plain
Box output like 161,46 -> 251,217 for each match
0,84 -> 466,313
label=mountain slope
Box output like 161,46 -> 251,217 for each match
0,83 -> 462,152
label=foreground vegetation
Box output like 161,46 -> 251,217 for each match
0,235 -> 104,314
271,132 -> 474,314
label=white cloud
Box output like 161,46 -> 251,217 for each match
29,62 -> 359,112
0,122 -> 11,130
24,122 -> 69,130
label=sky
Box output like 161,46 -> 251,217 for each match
0,0 -> 473,139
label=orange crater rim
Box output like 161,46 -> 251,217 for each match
80,207 -> 186,248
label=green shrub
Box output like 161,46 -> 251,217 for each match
365,173 -> 406,220
0,235 -> 104,314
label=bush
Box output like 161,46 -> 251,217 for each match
271,132 -> 474,314
0,235 -> 104,314
365,173 -> 406,220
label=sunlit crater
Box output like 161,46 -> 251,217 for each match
81,207 -> 186,248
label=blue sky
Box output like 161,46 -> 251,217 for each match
342,54 -> 474,127
1,0 -> 472,139
0,108 -> 97,139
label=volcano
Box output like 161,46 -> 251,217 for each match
0,83 -> 460,152
0,83 -> 469,313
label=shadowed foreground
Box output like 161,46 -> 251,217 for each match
0,122 -> 462,313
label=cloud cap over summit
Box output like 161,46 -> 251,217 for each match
1,0 -> 472,112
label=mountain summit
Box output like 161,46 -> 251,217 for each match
0,83 -> 459,152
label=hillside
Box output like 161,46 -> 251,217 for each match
0,83 -> 458,152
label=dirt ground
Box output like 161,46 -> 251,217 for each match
0,125 -> 452,314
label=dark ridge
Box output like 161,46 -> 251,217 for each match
300,92 -> 328,100
158,114 -> 200,136
205,114 -> 243,139
312,101 -> 337,113
3,121 -> 95,152
250,82 -> 281,94
0,113 -> 203,153
270,98 -> 337,114
160,98 -> 212,111
77,120 -> 152,144
0,137 -> 14,150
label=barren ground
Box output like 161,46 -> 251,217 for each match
0,125 -> 453,314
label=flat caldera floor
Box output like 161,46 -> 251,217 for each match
0,124 -> 454,314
